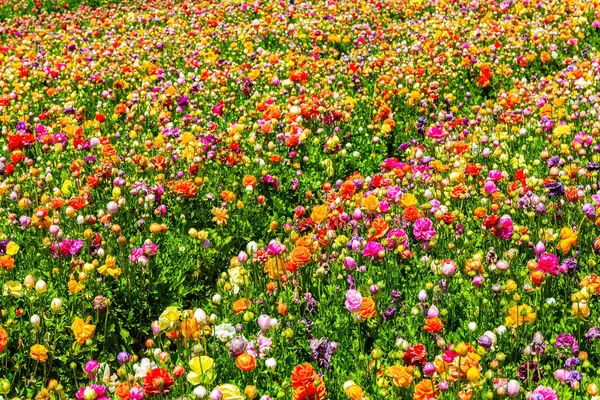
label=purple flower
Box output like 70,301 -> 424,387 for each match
117,351 -> 131,364
413,218 -> 435,241
584,327 -> 600,343
309,337 -> 336,370
555,334 -> 578,355
383,306 -> 396,320
517,361 -> 541,382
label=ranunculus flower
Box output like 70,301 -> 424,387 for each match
413,218 -> 435,241
345,289 -> 363,312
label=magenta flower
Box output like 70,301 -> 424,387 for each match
537,253 -> 559,275
75,384 -> 110,400
496,215 -> 514,240
530,386 -> 558,400
413,218 -> 435,241
266,240 -> 285,256
362,241 -> 384,259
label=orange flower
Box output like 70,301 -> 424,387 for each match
233,298 -> 251,315
49,198 -> 67,210
277,302 -> 288,316
242,175 -> 257,188
0,255 -> 15,271
0,325 -> 7,353
424,317 -> 443,333
358,297 -> 377,319
340,181 -> 356,200
311,205 -> 328,223
413,379 -> 438,400
289,246 -> 312,270
236,353 -> 256,372
71,316 -> 96,345
385,365 -> 413,388
30,344 -> 48,363
291,364 -> 326,400
264,257 -> 286,279
68,196 -> 87,210
403,205 -> 423,222
220,190 -> 236,203
368,218 -> 389,241
170,180 -> 197,198
473,207 -> 487,219
363,195 -> 380,212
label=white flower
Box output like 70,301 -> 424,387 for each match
496,325 -> 507,336
193,386 -> 207,399
214,323 -> 236,342
194,308 -> 207,324
133,358 -> 156,379
265,358 -> 277,369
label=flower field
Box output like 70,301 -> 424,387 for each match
2,0 -> 600,398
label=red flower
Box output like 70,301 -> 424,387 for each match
143,368 -> 174,396
403,344 -> 428,366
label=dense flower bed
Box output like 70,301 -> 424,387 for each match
2,0 -> 600,398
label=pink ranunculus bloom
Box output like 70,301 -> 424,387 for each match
345,289 -> 363,312
537,252 -> 559,275
413,218 -> 436,241
361,241 -> 384,259
496,215 -> 514,240
530,385 -> 558,400
266,239 -> 285,256
427,126 -> 444,139
387,229 -> 408,250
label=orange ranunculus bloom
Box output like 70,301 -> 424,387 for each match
49,197 -> 67,210
220,190 -> 236,203
233,298 -> 251,315
170,180 -> 197,198
340,181 -> 356,200
30,344 -> 48,363
385,365 -> 413,388
473,207 -> 487,219
413,379 -> 438,400
264,257 -> 286,279
580,274 -> 600,295
358,297 -> 377,319
311,205 -> 328,223
291,364 -> 326,400
424,316 -> 443,333
180,314 -> 200,340
71,316 -> 96,345
0,255 -> 15,271
242,175 -> 257,188
236,353 -> 256,372
403,205 -> 423,222
556,227 -> 578,254
363,195 -> 380,212
289,246 -> 312,269
277,302 -> 288,316
0,325 -> 7,353
68,196 -> 87,210
368,218 -> 389,241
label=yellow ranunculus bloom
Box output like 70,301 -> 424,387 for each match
71,317 -> 96,345
505,304 -> 536,327
3,281 -> 23,298
158,306 -> 181,331
187,356 -> 215,385
5,242 -> 19,256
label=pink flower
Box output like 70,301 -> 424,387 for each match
345,289 -> 363,312
530,386 -> 558,400
496,215 -> 514,240
387,229 -> 408,250
427,126 -> 444,139
266,240 -> 285,256
413,218 -> 436,241
362,241 -> 384,259
537,252 -> 559,275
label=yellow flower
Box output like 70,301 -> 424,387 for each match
504,280 -> 517,293
158,306 -> 181,331
556,227 -> 578,254
505,304 -> 536,327
553,124 -> 570,139
363,195 -> 380,212
71,317 -> 96,345
68,279 -> 84,293
400,193 -> 418,208
3,281 -> 23,298
187,356 -> 215,385
216,384 -> 243,400
466,366 -> 481,381
30,344 -> 48,363
311,205 -> 328,223
212,207 -> 229,226
344,381 -> 366,400
98,256 -> 122,278
5,242 -> 19,256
